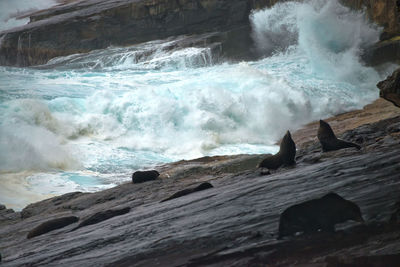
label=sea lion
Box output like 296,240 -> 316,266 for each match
132,170 -> 160,184
318,120 -> 361,152
258,130 -> 296,170
27,216 -> 79,239
161,182 -> 213,202
278,192 -> 364,239
71,207 -> 130,231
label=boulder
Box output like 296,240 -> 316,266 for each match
377,68 -> 400,108
132,170 -> 160,183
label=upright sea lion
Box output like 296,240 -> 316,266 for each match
161,182 -> 213,202
318,120 -> 361,152
258,130 -> 296,170
132,170 -> 160,184
71,207 -> 130,231
27,216 -> 79,239
278,192 -> 364,239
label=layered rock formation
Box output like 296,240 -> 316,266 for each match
2,0 -> 400,67
0,0 -> 278,66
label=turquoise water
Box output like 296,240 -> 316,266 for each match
0,0 -> 391,209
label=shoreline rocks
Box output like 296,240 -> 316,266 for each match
0,115 -> 399,265
377,68 -> 400,108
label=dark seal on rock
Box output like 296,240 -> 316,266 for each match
27,216 -> 79,239
258,130 -> 296,170
71,207 -> 131,231
318,120 -> 361,152
132,170 -> 160,184
278,192 -> 364,239
161,182 -> 213,202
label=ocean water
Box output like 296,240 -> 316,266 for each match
0,0 -> 390,209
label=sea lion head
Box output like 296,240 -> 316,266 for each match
323,193 -> 364,223
195,182 -> 213,191
343,200 -> 364,222
318,120 -> 336,139
280,130 -> 296,165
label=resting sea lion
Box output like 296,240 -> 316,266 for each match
259,130 -> 296,170
278,192 -> 364,239
27,216 -> 79,239
132,170 -> 160,184
71,207 -> 130,231
161,182 -> 213,202
318,120 -> 361,152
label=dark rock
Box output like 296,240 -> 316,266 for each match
132,170 -> 160,184
326,253 -> 400,267
0,204 -> 5,210
72,207 -> 131,231
390,201 -> 400,222
386,122 -> 400,133
278,192 -> 364,239
377,68 -> 400,107
27,216 -> 79,239
161,182 -> 213,202
362,39 -> 400,66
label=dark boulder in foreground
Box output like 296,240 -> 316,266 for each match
377,68 -> 400,108
27,216 -> 79,239
132,170 -> 160,184
161,182 -> 213,202
278,192 -> 364,239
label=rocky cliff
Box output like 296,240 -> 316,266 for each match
0,0 -> 279,67
2,0 -> 400,67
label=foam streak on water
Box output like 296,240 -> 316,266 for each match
0,0 -> 388,209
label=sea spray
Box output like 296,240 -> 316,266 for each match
251,0 -> 381,85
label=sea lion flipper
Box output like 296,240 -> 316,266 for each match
337,139 -> 361,150
318,120 -> 361,152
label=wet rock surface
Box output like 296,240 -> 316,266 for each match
0,116 -> 399,266
377,67 -> 400,107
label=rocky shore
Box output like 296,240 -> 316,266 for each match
1,97 -> 400,266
